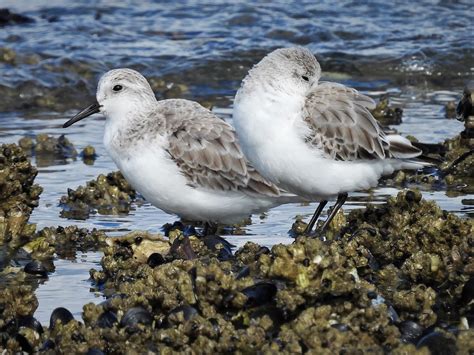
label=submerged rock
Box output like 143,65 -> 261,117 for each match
0,9 -> 34,27
18,134 -> 77,167
59,171 -> 136,219
371,95 -> 403,125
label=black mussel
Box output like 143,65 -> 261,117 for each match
15,333 -> 33,353
416,331 -> 456,355
40,339 -> 55,351
165,305 -> 199,328
49,307 -> 74,330
242,282 -> 277,307
24,260 -> 48,278
147,252 -> 165,268
86,348 -> 105,355
256,246 -> 270,256
120,307 -> 153,328
236,265 -> 250,279
170,236 -> 196,260
18,315 -> 43,334
201,235 -> 234,260
97,310 -> 118,328
399,320 -> 424,344
460,277 -> 473,305
331,323 -> 349,332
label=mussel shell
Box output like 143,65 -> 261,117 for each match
416,331 -> 456,354
18,315 -> 43,334
399,320 -> 424,343
39,339 -> 55,351
201,235 -> 233,260
24,260 -> 48,278
49,307 -> 74,330
97,311 -> 118,328
147,253 -> 165,268
86,348 -> 105,355
460,276 -> 473,305
120,307 -> 152,328
242,282 -> 277,307
236,265 -> 250,280
15,333 -> 33,353
165,305 -> 198,327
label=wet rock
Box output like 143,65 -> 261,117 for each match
49,307 -> 74,330
81,145 -> 97,165
371,95 -> 403,125
0,9 -> 34,27
18,134 -> 77,167
0,144 -> 42,244
23,260 -> 48,278
9,190 -> 471,352
59,171 -> 137,219
445,101 -> 457,118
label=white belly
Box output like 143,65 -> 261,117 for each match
105,140 -> 279,224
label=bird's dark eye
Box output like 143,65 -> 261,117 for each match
113,84 -> 123,92
302,75 -> 309,82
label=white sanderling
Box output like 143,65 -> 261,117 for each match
63,68 -> 300,231
233,47 -> 427,234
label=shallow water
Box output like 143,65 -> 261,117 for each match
0,1 -> 472,324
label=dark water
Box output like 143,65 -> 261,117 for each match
0,1 -> 472,324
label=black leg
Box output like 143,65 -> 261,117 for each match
202,222 -> 218,236
317,193 -> 348,236
304,200 -> 328,234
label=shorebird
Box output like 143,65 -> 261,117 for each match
233,47 -> 426,235
63,69 -> 300,233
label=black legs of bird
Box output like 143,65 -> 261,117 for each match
202,222 -> 218,236
305,200 -> 328,234
304,193 -> 348,236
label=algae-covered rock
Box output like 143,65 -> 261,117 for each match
371,95 -> 403,125
18,134 -> 77,167
59,171 -> 136,219
0,144 -> 42,245
15,190 -> 467,353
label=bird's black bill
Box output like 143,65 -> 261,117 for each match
63,102 -> 101,128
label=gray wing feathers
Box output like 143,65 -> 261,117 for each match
304,82 -> 420,161
165,101 -> 280,196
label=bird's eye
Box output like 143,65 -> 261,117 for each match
302,75 -> 309,82
113,85 -> 123,92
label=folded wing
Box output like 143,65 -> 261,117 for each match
165,102 -> 281,196
303,82 -> 421,160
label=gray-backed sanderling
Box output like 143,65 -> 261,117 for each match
233,47 -> 427,235
63,68 -> 300,232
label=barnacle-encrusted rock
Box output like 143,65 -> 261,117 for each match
7,190 -> 465,353
18,134 -> 77,167
384,87 -> 474,194
59,171 -> 136,219
371,95 -> 403,125
0,144 -> 42,244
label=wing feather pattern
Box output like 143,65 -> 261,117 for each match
163,100 -> 281,197
303,82 -> 420,161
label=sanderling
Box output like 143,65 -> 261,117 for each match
63,68 -> 300,232
233,47 -> 426,235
